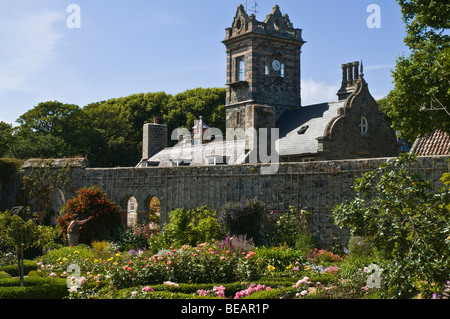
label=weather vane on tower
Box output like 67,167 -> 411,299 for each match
245,0 -> 260,17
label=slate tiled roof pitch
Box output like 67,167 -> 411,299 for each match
276,101 -> 345,157
410,129 -> 450,156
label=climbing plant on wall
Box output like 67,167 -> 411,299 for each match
20,159 -> 74,221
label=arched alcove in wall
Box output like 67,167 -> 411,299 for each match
31,186 -> 66,225
121,195 -> 138,228
144,195 -> 161,232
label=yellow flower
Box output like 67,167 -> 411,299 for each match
62,257 -> 68,262
286,264 -> 293,270
74,251 -> 80,254
107,257 -> 113,262
57,258 -> 61,262
115,253 -> 121,257
267,265 -> 276,272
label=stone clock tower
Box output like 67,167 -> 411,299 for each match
223,5 -> 305,142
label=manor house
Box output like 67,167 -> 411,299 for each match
137,5 -> 400,168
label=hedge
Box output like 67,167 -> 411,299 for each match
0,260 -> 38,277
0,271 -> 11,280
0,277 -> 68,299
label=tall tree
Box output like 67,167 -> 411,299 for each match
0,121 -> 15,157
386,0 -> 449,142
162,87 -> 226,146
13,101 -> 86,159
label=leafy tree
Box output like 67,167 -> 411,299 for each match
6,130 -> 69,160
0,209 -> 55,286
163,88 -> 226,145
7,87 -> 226,167
386,0 -> 450,141
82,92 -> 171,167
332,154 -> 450,298
17,100 -> 82,138
11,101 -> 87,159
0,121 -> 15,157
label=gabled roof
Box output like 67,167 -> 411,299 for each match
275,101 -> 345,156
410,128 -> 450,156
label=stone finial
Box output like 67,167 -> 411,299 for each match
359,60 -> 364,78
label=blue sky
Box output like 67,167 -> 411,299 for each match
0,0 -> 408,126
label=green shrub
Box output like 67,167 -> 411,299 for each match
91,241 -> 111,259
242,288 -> 282,299
218,198 -> 266,245
255,246 -> 306,271
118,222 -> 154,251
0,260 -> 38,277
333,154 -> 450,298
0,271 -> 11,279
37,244 -> 94,266
277,207 -> 315,253
348,236 -> 376,258
162,206 -> 225,247
0,277 -> 68,299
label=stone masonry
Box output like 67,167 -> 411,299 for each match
8,155 -> 449,247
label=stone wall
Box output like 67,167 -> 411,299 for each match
10,155 -> 447,247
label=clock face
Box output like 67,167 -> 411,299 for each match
272,60 -> 281,71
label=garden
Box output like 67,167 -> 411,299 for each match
0,155 -> 449,300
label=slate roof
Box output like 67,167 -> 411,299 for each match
146,139 -> 247,167
410,128 -> 450,156
276,101 -> 345,156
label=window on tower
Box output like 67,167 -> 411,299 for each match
237,57 -> 245,81
280,62 -> 285,78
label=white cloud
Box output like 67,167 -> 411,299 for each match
0,8 -> 64,97
301,77 -> 339,105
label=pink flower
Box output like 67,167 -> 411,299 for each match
245,251 -> 256,259
293,277 -> 311,288
78,276 -> 86,285
142,286 -> 154,292
69,286 -> 78,293
300,290 -> 308,296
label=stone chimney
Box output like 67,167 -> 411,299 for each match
337,61 -> 362,100
142,121 -> 168,161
